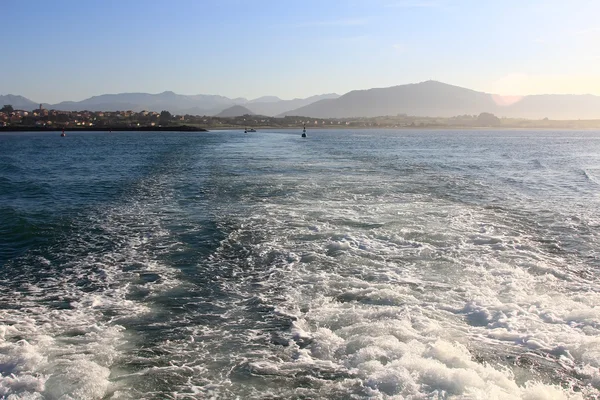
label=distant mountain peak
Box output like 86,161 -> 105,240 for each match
249,96 -> 282,103
216,105 -> 255,117
1,94 -> 33,100
0,94 -> 39,110
413,80 -> 470,89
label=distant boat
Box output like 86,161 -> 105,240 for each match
245,128 -> 256,133
61,129 -> 66,137
302,125 -> 306,138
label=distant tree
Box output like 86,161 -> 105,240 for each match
477,112 -> 501,127
1,105 -> 14,113
21,115 -> 36,125
159,110 -> 172,125
55,113 -> 70,123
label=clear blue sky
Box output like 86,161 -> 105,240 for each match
2,0 -> 599,103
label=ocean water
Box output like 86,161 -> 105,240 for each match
1,129 -> 600,399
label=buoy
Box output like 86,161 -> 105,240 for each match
302,124 -> 306,138
61,130 -> 66,137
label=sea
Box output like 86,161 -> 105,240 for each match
1,129 -> 600,400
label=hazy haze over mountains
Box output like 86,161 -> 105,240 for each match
281,81 -> 600,120
45,92 -> 249,116
247,94 -> 340,117
4,81 -> 600,120
0,92 -> 341,117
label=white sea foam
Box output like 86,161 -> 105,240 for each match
4,130 -> 600,398
202,167 -> 600,398
0,176 -> 184,399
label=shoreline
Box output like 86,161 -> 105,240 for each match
208,126 -> 600,131
0,125 -> 208,132
2,126 -> 600,133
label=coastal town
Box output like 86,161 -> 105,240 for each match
2,104 -> 600,130
0,103 -> 350,130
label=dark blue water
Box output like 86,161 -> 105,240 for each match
1,129 -> 600,399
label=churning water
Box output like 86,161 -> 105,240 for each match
1,129 -> 600,399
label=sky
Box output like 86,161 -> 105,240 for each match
1,0 -> 599,103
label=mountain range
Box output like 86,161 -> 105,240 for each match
280,81 -> 600,120
0,92 -> 340,117
3,81 -> 600,120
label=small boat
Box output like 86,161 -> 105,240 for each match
301,125 -> 306,138
247,128 -> 256,133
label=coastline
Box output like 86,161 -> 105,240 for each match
207,125 -> 600,131
2,125 -> 599,133
0,125 -> 208,132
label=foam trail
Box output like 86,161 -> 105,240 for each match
0,170 -> 184,399
2,129 -> 600,399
